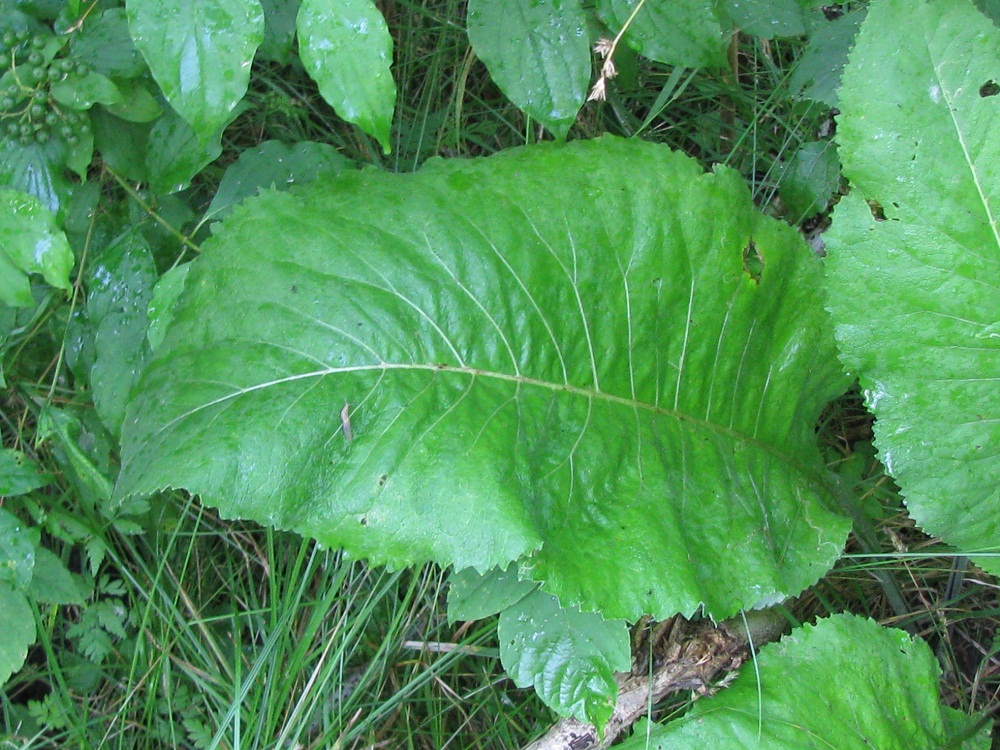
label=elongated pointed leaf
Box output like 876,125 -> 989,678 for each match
466,0 -> 590,141
617,614 -> 991,749
117,138 -> 850,621
825,0 -> 1000,572
595,0 -> 727,68
297,0 -> 395,154
126,0 -> 264,142
499,590 -> 629,727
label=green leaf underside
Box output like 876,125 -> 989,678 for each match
117,137 -> 849,621
826,0 -> 1000,572
448,564 -> 536,622
499,590 -> 629,727
596,0 -> 727,68
466,0 -> 589,141
297,0 -> 396,154
618,613 -> 991,750
126,0 -> 264,142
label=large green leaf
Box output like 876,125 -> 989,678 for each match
466,0 -> 590,141
296,0 -> 395,154
617,614 -> 991,749
117,137 -> 850,621
126,0 -> 264,142
825,0 -> 1000,572
595,0 -> 727,68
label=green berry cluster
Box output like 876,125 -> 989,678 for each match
0,28 -> 91,147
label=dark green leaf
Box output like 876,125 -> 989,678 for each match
448,564 -> 536,622
0,585 -> 33,686
466,0 -> 589,141
0,508 -> 39,592
788,9 -> 865,107
0,136 -> 73,216
297,0 -> 395,153
118,138 -> 850,621
50,70 -> 124,109
258,0 -> 300,63
0,449 -> 54,495
126,0 -> 264,142
146,263 -> 190,352
596,0 -> 727,68
206,139 -> 351,222
617,614 -> 991,749
85,228 -> 157,437
0,188 -> 74,305
826,0 -> 1000,574
91,108 -> 152,182
499,590 -> 629,727
69,7 -> 146,79
28,547 -> 84,605
103,79 -> 162,123
719,0 -> 812,38
38,406 -> 114,508
144,106 -> 228,193
776,140 -> 840,222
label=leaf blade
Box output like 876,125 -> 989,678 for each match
126,0 -> 264,141
617,614 -> 992,749
296,0 -> 396,153
826,0 -> 1000,572
466,0 -> 590,141
118,138 -> 850,620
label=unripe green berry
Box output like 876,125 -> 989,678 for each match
35,129 -> 48,143
19,122 -> 31,136
30,103 -> 44,117
2,32 -> 14,46
31,67 -> 44,82
15,29 -> 29,42
31,35 -> 46,50
59,59 -> 74,73
66,133 -> 78,145
44,112 -> 57,125
28,51 -> 42,66
32,89 -> 46,102
0,97 -> 13,110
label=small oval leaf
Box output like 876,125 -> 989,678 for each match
467,0 -> 590,141
126,0 -> 264,142
297,0 -> 396,153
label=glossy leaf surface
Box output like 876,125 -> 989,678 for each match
467,0 -> 589,141
0,188 -> 73,307
596,0 -> 726,68
297,0 -> 395,153
126,0 -> 264,142
118,138 -> 850,621
499,590 -> 629,727
618,614 -> 990,749
826,0 -> 1000,573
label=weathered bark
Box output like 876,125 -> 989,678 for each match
522,609 -> 788,750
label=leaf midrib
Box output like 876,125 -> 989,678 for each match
147,360 -> 831,491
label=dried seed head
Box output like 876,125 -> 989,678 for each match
594,37 -> 614,58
